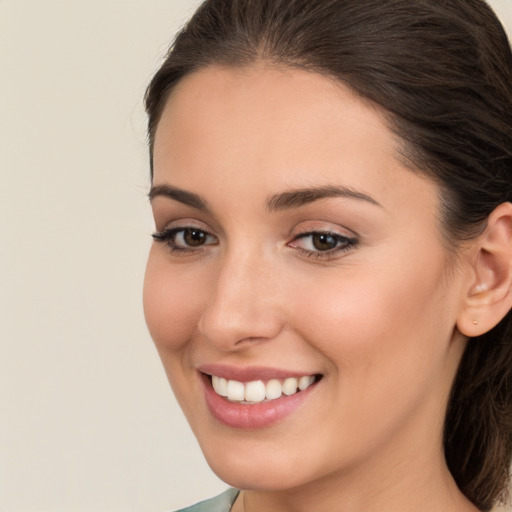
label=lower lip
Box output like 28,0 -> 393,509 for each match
201,374 -> 318,429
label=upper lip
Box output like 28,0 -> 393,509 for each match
197,364 -> 319,382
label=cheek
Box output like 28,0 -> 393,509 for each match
288,251 -> 451,379
143,250 -> 210,422
143,249 -> 204,353
279,255 -> 455,456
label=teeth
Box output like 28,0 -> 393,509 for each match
212,376 -> 228,397
265,379 -> 282,400
211,374 -> 316,404
244,380 -> 266,402
299,375 -> 315,390
282,377 -> 298,395
227,380 -> 245,401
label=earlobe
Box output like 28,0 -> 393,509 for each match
457,202 -> 512,337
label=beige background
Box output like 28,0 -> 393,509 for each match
1,1 -> 511,511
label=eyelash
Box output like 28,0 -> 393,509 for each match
289,231 -> 358,260
152,227 -> 358,260
152,226 -> 218,253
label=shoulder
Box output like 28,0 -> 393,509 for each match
173,489 -> 240,512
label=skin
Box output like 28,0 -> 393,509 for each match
144,63 -> 482,512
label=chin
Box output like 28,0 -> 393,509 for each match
207,457 -> 304,491
197,433 -> 324,492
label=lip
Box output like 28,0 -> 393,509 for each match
198,365 -> 321,429
197,363 -> 316,382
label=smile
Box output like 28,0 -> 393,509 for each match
199,365 -> 322,428
211,375 -> 316,404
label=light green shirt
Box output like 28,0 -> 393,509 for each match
174,489 -> 240,512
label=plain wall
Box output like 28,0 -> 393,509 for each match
1,1 -> 511,511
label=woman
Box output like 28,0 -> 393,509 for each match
143,1 -> 512,511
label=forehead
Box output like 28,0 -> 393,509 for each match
155,64 -> 392,147
152,64 -> 439,223
155,65 -> 393,171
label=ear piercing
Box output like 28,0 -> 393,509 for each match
473,320 -> 478,325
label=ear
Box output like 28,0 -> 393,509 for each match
457,202 -> 512,337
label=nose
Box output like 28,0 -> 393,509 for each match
198,249 -> 284,351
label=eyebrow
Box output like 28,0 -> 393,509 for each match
148,183 -> 382,212
266,185 -> 382,211
148,184 -> 209,211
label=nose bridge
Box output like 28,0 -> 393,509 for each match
198,242 -> 282,349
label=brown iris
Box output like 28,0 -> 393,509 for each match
312,233 -> 338,251
183,228 -> 207,247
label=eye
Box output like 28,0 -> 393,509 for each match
152,226 -> 218,252
288,231 -> 357,259
306,233 -> 340,251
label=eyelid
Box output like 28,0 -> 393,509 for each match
152,226 -> 215,241
292,222 -> 356,237
152,222 -> 219,253
287,227 -> 359,260
154,217 -> 212,233
289,230 -> 357,248
290,220 -> 358,241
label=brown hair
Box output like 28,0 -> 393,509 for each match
145,1 -> 512,509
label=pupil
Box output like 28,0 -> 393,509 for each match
184,229 -> 206,246
313,233 -> 337,251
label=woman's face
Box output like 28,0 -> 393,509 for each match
144,64 -> 469,491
